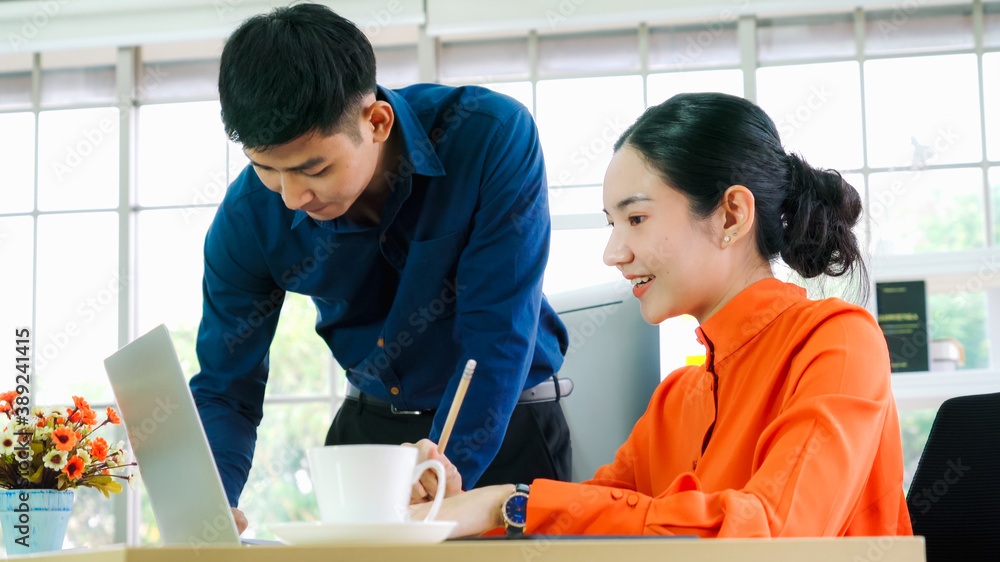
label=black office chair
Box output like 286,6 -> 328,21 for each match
906,392 -> 1000,561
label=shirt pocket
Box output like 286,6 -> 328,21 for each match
392,230 -> 466,324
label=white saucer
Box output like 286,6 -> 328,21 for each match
269,520 -> 457,546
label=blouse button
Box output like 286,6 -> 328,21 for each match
390,387 -> 400,396
626,494 -> 639,507
610,489 -> 624,500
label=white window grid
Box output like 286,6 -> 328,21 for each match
0,0 -> 998,545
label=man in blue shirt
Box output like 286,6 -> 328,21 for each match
190,3 -> 571,532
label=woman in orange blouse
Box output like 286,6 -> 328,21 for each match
409,92 -> 913,538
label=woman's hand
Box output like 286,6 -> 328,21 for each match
404,438 -> 463,504
410,484 -> 513,537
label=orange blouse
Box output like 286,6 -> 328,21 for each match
526,279 -> 912,537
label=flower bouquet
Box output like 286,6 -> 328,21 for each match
0,392 -> 135,495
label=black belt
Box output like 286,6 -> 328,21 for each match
345,378 -> 574,415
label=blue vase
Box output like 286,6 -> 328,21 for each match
0,489 -> 74,555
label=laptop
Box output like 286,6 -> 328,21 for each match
104,324 -> 253,547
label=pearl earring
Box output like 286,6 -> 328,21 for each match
723,235 -> 731,244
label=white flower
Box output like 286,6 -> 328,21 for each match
34,425 -> 53,440
0,429 -> 16,455
43,449 -> 69,470
76,448 -> 92,467
31,407 -> 46,417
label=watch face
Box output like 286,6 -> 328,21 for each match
505,493 -> 528,526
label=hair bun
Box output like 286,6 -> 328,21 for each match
779,153 -> 863,278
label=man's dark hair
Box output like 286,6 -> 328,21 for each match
219,3 -> 377,150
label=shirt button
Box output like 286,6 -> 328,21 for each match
377,337 -> 384,347
626,494 -> 639,507
390,387 -> 400,396
610,489 -> 623,500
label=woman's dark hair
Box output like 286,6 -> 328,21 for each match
615,92 -> 866,285
219,3 -> 377,150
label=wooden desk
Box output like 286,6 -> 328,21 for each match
23,537 -> 925,562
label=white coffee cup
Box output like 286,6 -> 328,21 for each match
306,445 -> 446,524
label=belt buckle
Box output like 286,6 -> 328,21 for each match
390,404 -> 428,415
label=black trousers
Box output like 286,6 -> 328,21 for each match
324,397 -> 572,487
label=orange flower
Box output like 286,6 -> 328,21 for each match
79,408 -> 98,426
0,403 -> 8,414
52,427 -> 77,451
106,407 -> 121,425
72,396 -> 90,412
62,456 -> 85,480
66,407 -> 81,423
89,437 -> 109,462
36,417 -> 47,428
0,391 -> 16,403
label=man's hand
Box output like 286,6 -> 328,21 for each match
231,507 -> 248,535
404,439 -> 463,504
410,484 -> 512,537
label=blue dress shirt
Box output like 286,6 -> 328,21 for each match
190,84 -> 569,506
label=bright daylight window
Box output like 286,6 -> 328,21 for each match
2,1 -> 999,549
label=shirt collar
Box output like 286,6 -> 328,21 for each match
695,278 -> 806,367
290,85 -> 446,230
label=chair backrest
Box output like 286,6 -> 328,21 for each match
906,391 -> 1000,561
548,281 -> 661,481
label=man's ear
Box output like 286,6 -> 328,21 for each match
718,184 -> 756,247
364,100 -> 394,143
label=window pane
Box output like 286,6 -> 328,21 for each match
0,217 -> 34,372
899,407 -> 937,492
440,38 -> 529,82
536,76 -> 644,187
264,292 -> 335,397
986,2 -> 1000,48
550,186 -> 602,215
0,112 -> 35,213
40,66 -> 116,107
136,209 -> 215,375
480,81 -> 533,115
869,168 -> 984,255
865,6 -> 974,55
757,61 -> 863,171
864,54 -> 981,168
37,107 -> 120,211
757,13 -> 856,63
992,168 -> 1000,245
139,60 -> 220,102
375,47 -> 419,87
0,72 -> 31,110
649,24 -> 739,71
236,402 -> 329,541
929,291 -> 988,370
137,101 -> 228,207
35,212 -> 119,405
985,53 -> 1000,163
646,69 -> 743,106
538,30 -> 639,76
545,228 -> 620,295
